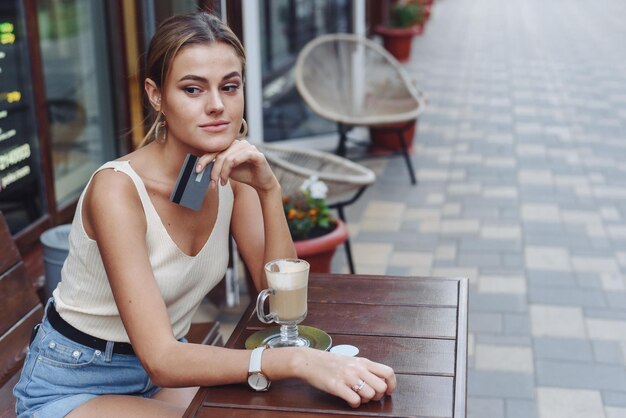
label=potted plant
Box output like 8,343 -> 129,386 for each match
368,120 -> 417,155
283,176 -> 348,273
368,91 -> 426,155
417,0 -> 434,22
375,0 -> 425,62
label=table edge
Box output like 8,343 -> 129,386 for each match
454,277 -> 469,418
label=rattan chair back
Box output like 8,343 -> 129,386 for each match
295,33 -> 425,126
258,143 -> 375,207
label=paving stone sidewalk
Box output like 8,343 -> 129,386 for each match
330,0 -> 626,417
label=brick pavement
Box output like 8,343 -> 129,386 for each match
202,0 -> 626,416
329,0 -> 626,416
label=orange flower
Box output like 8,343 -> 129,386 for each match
283,176 -> 336,240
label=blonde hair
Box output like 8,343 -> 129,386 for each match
139,12 -> 246,147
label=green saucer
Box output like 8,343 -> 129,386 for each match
245,326 -> 332,351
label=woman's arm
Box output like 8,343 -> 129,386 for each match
197,139 -> 296,290
86,154 -> 394,408
230,180 -> 295,291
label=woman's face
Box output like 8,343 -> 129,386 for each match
156,42 -> 244,153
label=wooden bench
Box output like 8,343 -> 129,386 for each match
0,212 -> 44,418
0,212 -> 222,417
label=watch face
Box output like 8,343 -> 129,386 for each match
248,373 -> 269,391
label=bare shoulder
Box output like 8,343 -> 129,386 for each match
83,167 -> 145,238
88,167 -> 141,206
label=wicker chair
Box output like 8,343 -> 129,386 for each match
258,143 -> 375,274
295,33 -> 426,185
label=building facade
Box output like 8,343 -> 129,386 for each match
0,0 -> 382,261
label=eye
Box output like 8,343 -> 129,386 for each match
222,83 -> 241,93
183,86 -> 202,95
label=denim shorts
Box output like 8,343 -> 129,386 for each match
13,300 -> 162,418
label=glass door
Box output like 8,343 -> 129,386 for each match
37,0 -> 116,205
260,0 -> 352,142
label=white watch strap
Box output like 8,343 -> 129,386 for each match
249,346 -> 266,374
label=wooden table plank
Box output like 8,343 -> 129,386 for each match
193,409 -> 355,418
330,334 -> 456,376
246,303 -> 459,339
198,374 -> 453,418
308,275 -> 459,307
234,329 -> 456,376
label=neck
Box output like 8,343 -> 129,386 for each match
146,140 -> 199,180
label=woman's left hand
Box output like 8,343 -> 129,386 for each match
195,139 -> 277,192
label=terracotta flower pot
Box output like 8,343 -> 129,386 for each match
368,120 -> 417,155
375,25 -> 423,63
293,219 -> 348,273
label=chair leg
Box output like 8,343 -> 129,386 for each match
397,128 -> 417,185
336,123 -> 349,157
343,236 -> 356,275
336,206 -> 355,274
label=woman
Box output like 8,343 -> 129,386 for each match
14,12 -> 396,417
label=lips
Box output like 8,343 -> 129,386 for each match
199,121 -> 230,133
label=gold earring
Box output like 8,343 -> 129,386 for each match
238,119 -> 248,138
155,118 -> 167,142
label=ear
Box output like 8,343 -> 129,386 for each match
145,78 -> 162,112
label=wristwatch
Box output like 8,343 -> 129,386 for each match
247,346 -> 271,391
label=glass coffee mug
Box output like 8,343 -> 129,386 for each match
256,259 -> 310,347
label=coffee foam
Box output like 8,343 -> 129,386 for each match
266,260 -> 308,290
273,259 -> 306,271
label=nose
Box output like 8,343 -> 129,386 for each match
205,89 -> 224,114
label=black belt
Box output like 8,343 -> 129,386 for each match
47,303 -> 135,355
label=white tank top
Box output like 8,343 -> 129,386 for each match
53,160 -> 233,342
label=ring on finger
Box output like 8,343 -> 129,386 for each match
351,379 -> 366,393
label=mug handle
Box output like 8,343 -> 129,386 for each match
256,288 -> 276,324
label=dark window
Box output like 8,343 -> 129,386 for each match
0,1 -> 45,234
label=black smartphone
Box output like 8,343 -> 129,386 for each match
170,154 -> 214,211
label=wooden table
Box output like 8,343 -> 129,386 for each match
184,273 -> 468,418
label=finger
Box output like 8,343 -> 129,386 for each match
198,139 -> 247,178
383,369 -> 397,395
368,362 -> 397,394
216,147 -> 252,185
210,148 -> 240,184
336,383 -> 361,408
195,154 -> 218,174
217,154 -> 238,186
216,142 -> 263,185
360,372 -> 388,401
355,381 -> 376,402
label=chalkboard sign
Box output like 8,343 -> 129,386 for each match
0,1 -> 44,233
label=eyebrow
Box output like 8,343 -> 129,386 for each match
178,71 -> 242,83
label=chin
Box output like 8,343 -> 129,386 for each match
197,135 -> 237,153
